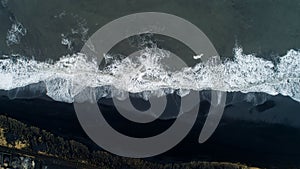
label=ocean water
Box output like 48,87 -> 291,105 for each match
0,0 -> 300,168
0,0 -> 299,103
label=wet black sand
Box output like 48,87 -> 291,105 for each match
0,91 -> 300,168
1,0 -> 300,168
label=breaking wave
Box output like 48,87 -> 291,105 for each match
0,47 -> 299,103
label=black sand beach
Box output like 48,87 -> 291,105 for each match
0,90 -> 300,168
1,0 -> 300,168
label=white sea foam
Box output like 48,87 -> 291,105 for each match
1,0 -> 8,8
6,21 -> 27,46
57,12 -> 89,51
0,47 -> 299,103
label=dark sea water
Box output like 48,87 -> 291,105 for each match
1,0 -> 300,168
1,0 -> 300,59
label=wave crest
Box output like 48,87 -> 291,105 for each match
0,47 -> 299,103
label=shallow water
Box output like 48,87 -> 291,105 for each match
0,0 -> 300,168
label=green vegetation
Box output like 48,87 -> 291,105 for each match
0,115 -> 257,169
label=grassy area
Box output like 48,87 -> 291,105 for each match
0,115 -> 258,169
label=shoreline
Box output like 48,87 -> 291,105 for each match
0,92 -> 299,168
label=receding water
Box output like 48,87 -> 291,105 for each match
1,0 -> 300,168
